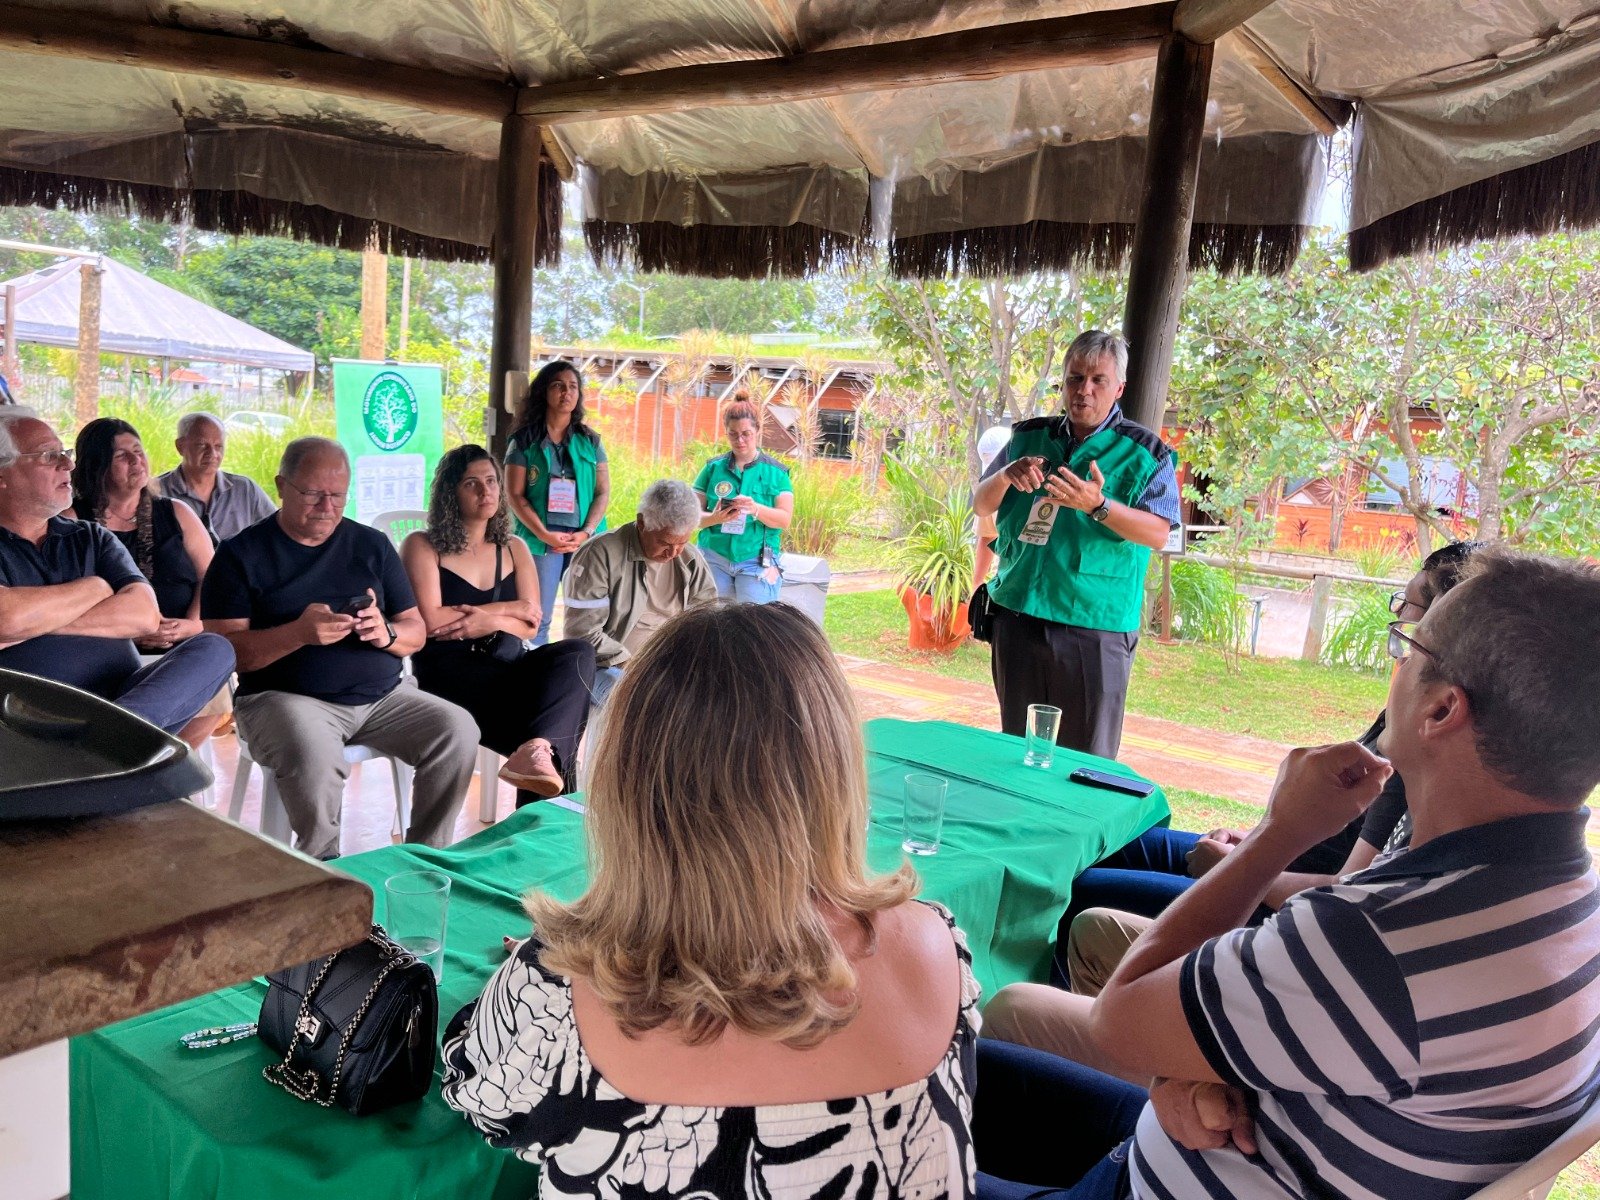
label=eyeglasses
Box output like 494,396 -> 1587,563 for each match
1387,621 -> 1437,664
1388,590 -> 1410,616
15,448 -> 74,467
282,480 -> 348,507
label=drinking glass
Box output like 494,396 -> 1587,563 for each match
1024,704 -> 1063,768
384,870 -> 451,980
902,772 -> 949,856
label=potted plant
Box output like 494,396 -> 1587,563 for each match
889,487 -> 976,652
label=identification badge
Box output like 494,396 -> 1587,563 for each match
547,477 -> 578,515
720,512 -> 748,535
1017,497 -> 1061,546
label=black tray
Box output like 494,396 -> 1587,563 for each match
0,669 -> 212,820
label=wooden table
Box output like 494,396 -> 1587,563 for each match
1,799 -> 372,1057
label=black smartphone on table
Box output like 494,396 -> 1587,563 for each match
1069,767 -> 1155,798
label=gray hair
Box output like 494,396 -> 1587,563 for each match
1422,548 -> 1600,803
1064,330 -> 1129,383
176,411 -> 225,440
0,405 -> 41,468
279,436 -> 348,481
638,479 -> 701,535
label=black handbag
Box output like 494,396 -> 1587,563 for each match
259,924 -> 438,1117
969,582 -> 996,643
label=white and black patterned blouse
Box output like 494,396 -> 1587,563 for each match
441,901 -> 981,1199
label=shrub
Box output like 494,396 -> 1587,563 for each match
1322,585 -> 1394,673
1167,560 -> 1250,651
785,464 -> 867,558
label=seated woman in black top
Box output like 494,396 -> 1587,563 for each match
402,444 -> 595,808
71,417 -> 224,746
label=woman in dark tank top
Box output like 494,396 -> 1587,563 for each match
402,445 -> 595,810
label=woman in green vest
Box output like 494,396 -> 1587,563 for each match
692,392 -> 794,604
505,360 -> 610,645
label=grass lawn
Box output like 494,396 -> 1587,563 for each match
825,589 -> 1389,746
826,532 -> 897,573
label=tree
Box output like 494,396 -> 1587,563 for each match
632,274 -> 815,336
184,238 -> 362,366
1174,232 -> 1600,554
861,271 -> 1122,474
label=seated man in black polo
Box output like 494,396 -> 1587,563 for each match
202,436 -> 478,860
0,408 -> 234,732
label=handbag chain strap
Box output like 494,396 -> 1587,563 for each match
262,929 -> 412,1108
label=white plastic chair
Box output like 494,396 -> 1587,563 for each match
1469,1093 -> 1600,1200
191,736 -> 217,808
369,509 -> 428,549
226,726 -> 414,849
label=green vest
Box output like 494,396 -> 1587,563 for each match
509,429 -> 606,557
990,415 -> 1167,633
693,452 -> 792,563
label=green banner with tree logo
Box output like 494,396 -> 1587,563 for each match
331,359 -> 445,524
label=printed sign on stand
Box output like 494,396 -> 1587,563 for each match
332,360 -> 445,524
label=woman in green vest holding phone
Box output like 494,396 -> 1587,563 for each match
693,392 -> 794,604
505,360 -> 610,645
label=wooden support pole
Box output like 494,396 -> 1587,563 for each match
1302,573 -> 1334,662
73,259 -> 102,427
359,244 -> 388,360
1120,33 -> 1214,433
487,114 -> 543,461
1,283 -> 17,386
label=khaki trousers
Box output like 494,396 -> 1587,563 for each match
236,678 -> 478,860
983,908 -> 1155,1088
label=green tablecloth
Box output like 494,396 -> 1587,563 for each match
70,718 -> 1166,1200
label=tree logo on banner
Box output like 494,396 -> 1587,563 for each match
362,371 -> 419,451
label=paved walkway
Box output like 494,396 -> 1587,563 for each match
837,654 -> 1288,807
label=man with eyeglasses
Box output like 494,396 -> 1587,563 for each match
0,408 -> 234,732
974,547 -> 1600,1200
201,436 -> 478,859
155,411 -> 276,541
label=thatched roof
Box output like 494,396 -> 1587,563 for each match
0,1 -> 1593,277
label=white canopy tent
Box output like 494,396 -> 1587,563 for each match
0,256 -> 313,372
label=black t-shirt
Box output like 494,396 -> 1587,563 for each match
202,516 -> 417,705
1285,711 -> 1409,875
0,516 -> 146,695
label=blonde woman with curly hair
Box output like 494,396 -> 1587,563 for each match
443,601 -> 981,1199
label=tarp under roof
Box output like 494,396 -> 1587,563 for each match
0,257 -> 315,372
0,1 -> 1593,277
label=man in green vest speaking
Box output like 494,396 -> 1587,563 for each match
974,330 -> 1180,759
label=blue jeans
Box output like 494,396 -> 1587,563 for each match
116,633 -> 235,734
702,548 -> 781,605
975,1039 -> 1144,1200
533,550 -> 572,646
1052,827 -> 1200,985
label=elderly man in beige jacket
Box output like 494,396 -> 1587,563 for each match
563,479 -> 718,717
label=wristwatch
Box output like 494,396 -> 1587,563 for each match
1089,500 -> 1112,523
380,620 -> 398,649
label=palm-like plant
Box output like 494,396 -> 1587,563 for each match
888,480 -> 976,648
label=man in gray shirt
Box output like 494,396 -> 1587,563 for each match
155,411 -> 276,541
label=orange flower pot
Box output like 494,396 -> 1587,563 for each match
899,585 -> 971,652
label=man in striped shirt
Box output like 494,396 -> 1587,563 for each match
975,549 -> 1600,1199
